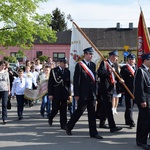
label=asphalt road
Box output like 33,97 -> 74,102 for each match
0,99 -> 144,150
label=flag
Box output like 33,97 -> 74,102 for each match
137,10 -> 150,67
69,23 -> 101,82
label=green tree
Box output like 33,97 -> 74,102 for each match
39,55 -> 48,62
3,56 -> 17,63
51,8 -> 67,31
0,0 -> 57,50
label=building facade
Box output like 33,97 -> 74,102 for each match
0,25 -> 140,63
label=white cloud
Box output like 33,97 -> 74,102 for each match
37,0 -> 150,29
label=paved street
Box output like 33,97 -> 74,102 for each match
0,99 -> 144,150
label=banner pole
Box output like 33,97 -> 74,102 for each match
67,14 -> 135,99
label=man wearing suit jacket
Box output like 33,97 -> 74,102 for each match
66,47 -> 103,139
120,53 -> 136,127
48,57 -> 71,130
97,50 -> 122,132
134,53 -> 150,150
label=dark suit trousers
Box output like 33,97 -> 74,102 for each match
136,105 -> 150,144
102,92 -> 116,129
67,98 -> 98,137
124,94 -> 134,124
49,98 -> 67,127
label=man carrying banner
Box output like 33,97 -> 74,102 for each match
48,57 -> 71,130
66,47 -> 103,139
97,50 -> 122,132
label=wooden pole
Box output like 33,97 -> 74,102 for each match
67,15 -> 135,99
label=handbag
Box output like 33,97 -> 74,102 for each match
7,97 -> 11,110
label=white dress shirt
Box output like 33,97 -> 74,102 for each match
11,77 -> 26,96
24,72 -> 37,89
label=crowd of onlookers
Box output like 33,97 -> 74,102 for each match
0,57 -> 59,124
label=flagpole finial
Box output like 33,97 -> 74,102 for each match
67,14 -> 73,22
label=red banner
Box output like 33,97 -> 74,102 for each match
137,10 -> 150,67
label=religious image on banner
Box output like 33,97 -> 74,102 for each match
137,10 -> 150,67
69,23 -> 101,82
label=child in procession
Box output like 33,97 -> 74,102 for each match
11,69 -> 26,120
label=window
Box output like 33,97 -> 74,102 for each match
53,52 -> 65,61
36,51 -> 42,58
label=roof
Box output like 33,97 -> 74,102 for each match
81,28 -> 138,50
34,27 -> 140,50
33,30 -> 71,44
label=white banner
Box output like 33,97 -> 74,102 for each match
69,24 -> 101,82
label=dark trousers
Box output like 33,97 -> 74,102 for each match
49,98 -> 67,127
96,99 -> 106,126
0,91 -> 8,121
16,95 -> 24,118
136,105 -> 150,144
124,94 -> 134,124
101,92 -> 116,129
67,98 -> 98,137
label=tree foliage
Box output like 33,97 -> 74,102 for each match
51,7 -> 67,31
39,55 -> 48,62
3,55 -> 17,63
0,0 -> 57,50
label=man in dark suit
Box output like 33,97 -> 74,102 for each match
134,53 -> 150,150
48,57 -> 71,130
97,50 -> 122,132
120,53 -> 136,127
66,47 -> 103,139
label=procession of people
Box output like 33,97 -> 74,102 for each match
0,48 -> 150,150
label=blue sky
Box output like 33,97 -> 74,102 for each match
38,0 -> 150,29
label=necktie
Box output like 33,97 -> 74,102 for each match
62,69 -> 64,74
132,66 -> 135,70
87,63 -> 90,68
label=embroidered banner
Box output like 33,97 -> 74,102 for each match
24,80 -> 48,100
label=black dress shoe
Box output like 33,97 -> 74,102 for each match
110,127 -> 122,132
137,142 -> 150,150
66,128 -> 72,135
18,117 -> 23,120
129,124 -> 135,127
91,135 -> 103,139
61,126 -> 67,130
126,122 -> 135,127
3,121 -> 6,125
99,124 -> 109,129
48,119 -> 53,126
